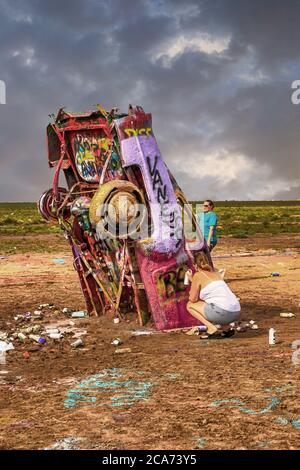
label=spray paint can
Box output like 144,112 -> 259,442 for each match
269,328 -> 276,345
280,312 -> 295,318
49,333 -> 63,340
46,329 -> 60,335
184,270 -> 192,286
71,311 -> 87,318
111,338 -> 122,346
29,334 -> 41,343
198,325 -> 207,332
18,333 -> 26,342
71,338 -> 84,348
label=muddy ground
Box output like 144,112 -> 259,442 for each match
0,233 -> 299,450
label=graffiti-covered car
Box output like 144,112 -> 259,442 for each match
38,104 -> 212,330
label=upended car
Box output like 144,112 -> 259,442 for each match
39,104 -> 212,330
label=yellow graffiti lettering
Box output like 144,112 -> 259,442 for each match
124,127 -> 153,138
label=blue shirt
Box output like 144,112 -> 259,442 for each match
198,211 -> 218,243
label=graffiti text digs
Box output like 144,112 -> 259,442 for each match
0,80 -> 6,104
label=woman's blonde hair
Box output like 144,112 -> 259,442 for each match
194,251 -> 212,271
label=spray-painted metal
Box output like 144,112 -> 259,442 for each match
38,105 -> 211,330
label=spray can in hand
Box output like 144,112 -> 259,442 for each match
184,269 -> 192,286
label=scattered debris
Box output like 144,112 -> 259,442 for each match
113,317 -> 120,324
44,436 -> 85,450
280,312 -> 295,318
52,258 -> 66,265
49,333 -> 63,340
131,330 -> 154,336
0,341 -> 14,365
70,311 -> 88,318
269,328 -> 276,345
114,348 -> 132,354
23,352 -> 30,360
71,338 -> 84,348
111,338 -> 122,346
271,272 -> 281,277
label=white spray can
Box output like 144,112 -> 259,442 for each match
184,270 -> 192,286
269,328 -> 276,345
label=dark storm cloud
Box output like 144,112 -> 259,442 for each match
0,0 -> 300,201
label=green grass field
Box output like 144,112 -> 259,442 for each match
0,201 -> 300,240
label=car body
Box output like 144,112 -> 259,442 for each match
39,105 -> 212,330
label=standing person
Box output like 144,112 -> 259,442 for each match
186,252 -> 241,339
198,200 -> 218,251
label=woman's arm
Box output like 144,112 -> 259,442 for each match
189,272 -> 202,303
207,225 -> 215,246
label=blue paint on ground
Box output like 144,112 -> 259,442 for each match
275,416 -> 289,425
210,397 -> 280,415
196,438 -> 206,449
264,384 -> 294,394
64,368 -> 153,409
291,419 -> 300,429
53,258 -> 66,264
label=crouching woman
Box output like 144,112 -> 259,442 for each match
186,252 -> 241,338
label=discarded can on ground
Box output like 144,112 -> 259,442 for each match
114,348 -> 131,354
71,311 -> 87,318
46,329 -> 60,335
24,327 -> 33,334
71,338 -> 84,348
198,325 -> 207,332
32,325 -> 41,333
29,334 -> 41,343
18,333 -> 26,343
269,328 -> 276,345
271,272 -> 280,277
113,317 -> 120,324
280,312 -> 295,318
236,326 -> 247,333
38,337 -> 46,345
49,333 -> 63,340
111,338 -> 122,346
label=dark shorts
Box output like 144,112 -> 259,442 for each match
204,302 -> 240,325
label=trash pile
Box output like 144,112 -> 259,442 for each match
185,320 -> 259,336
0,304 -> 89,365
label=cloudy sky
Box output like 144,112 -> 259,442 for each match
0,0 -> 300,201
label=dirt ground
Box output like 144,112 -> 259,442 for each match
0,233 -> 300,450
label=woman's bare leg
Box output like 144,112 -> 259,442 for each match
187,300 -> 218,335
